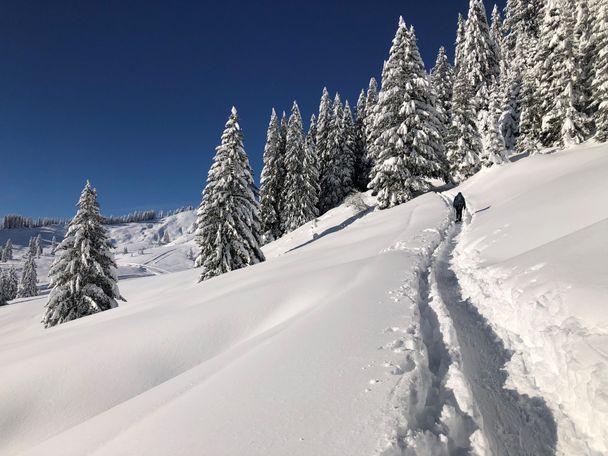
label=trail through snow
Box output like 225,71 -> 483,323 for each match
421,214 -> 558,455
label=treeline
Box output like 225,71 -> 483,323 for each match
103,206 -> 194,224
1,206 -> 195,230
1,215 -> 69,230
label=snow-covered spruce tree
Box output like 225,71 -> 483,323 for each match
4,267 -> 18,301
447,70 -> 483,182
315,87 -> 333,192
591,0 -> 608,141
282,102 -> 319,232
502,0 -> 545,151
462,0 -> 501,110
340,102 -> 357,195
491,4 -> 506,60
319,94 -> 346,213
574,0 -> 595,120
516,35 -> 543,152
353,90 -> 370,191
536,0 -> 588,147
430,47 -> 454,125
481,79 -> 508,166
17,251 -> 38,298
194,107 -> 265,281
276,111 -> 288,229
363,78 -> 379,170
36,234 -> 43,257
369,21 -> 446,208
43,182 -> 123,327
2,239 -> 12,261
0,274 -> 6,306
259,109 -> 284,241
455,14 -> 467,72
305,114 -> 320,214
0,267 -> 18,304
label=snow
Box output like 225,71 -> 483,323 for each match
0,192 -> 451,455
1,142 -> 607,455
0,210 -> 198,287
450,142 -> 608,455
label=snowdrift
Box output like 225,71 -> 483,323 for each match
0,192 -> 450,455
451,143 -> 608,455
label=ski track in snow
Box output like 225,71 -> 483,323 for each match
383,199 -> 558,455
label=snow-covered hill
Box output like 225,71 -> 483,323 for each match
0,210 -> 198,287
1,143 -> 606,455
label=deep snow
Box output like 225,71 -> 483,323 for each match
1,143 -> 606,455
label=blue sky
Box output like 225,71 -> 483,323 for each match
0,0 -> 505,218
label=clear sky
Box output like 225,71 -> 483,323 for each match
0,0 -> 505,218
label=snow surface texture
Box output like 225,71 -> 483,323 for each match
1,192 -> 459,455
1,144 -> 606,455
450,143 -> 608,455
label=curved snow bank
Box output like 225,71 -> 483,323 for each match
449,143 -> 608,455
1,193 -> 448,456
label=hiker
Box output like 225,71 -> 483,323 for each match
453,192 -> 466,223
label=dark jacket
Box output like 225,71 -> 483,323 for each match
453,193 -> 466,209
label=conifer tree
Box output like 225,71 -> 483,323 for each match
536,0 -> 588,147
447,72 -> 483,182
2,239 -> 12,261
43,182 -> 123,327
574,0 -> 594,119
319,94 -> 346,213
259,109 -> 284,241
369,20 -> 447,208
353,90 -> 370,191
194,107 -> 265,281
283,102 -> 319,232
17,251 -> 38,299
305,114 -> 320,214
481,79 -> 509,166
364,78 -> 380,169
316,88 -> 333,189
35,234 -> 43,257
462,0 -> 501,109
591,0 -> 608,141
430,47 -> 454,124
455,14 -> 467,71
0,267 -> 18,304
340,102 -> 357,194
27,237 -> 36,258
490,5 -> 505,55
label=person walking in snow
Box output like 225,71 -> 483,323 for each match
453,192 -> 466,223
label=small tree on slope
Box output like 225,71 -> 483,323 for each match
17,252 -> 38,299
43,182 -> 123,327
194,107 -> 265,282
1,239 -> 12,261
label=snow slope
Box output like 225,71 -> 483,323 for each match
450,143 -> 608,455
0,210 -> 198,287
1,192 -> 457,455
1,143 -> 606,455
